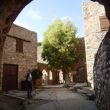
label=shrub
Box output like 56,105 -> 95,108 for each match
31,68 -> 42,81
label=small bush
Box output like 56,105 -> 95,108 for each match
31,68 -> 42,81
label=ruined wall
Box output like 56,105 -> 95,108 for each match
1,24 -> 37,89
83,1 -> 107,88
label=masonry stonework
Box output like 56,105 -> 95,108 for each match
83,1 -> 107,88
72,38 -> 87,83
94,29 -> 110,110
83,1 -> 110,109
1,24 -> 37,90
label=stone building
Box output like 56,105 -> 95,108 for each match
83,1 -> 109,88
1,24 -> 37,91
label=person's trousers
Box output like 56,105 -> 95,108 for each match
27,88 -> 32,98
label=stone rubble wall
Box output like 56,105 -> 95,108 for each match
8,24 -> 37,42
1,24 -> 37,89
83,1 -> 107,88
94,29 -> 110,110
83,1 -> 110,110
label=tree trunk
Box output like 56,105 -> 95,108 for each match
62,69 -> 71,87
0,0 -> 32,89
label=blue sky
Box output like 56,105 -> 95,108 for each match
14,0 -> 85,42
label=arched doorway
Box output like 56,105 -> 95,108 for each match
42,69 -> 48,86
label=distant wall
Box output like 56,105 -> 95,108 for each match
72,38 -> 87,83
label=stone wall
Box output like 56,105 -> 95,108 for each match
37,43 -> 47,64
94,29 -> 110,110
37,63 -> 59,86
83,1 -> 110,109
1,24 -> 37,89
72,38 -> 87,83
83,1 -> 107,88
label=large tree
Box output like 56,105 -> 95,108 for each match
42,19 -> 81,86
0,0 -> 32,88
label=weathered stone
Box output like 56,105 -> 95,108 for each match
0,0 -> 32,91
93,29 -> 110,110
1,24 -> 37,90
83,1 -> 110,109
83,1 -> 106,88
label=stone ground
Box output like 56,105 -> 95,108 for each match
0,95 -> 24,110
0,87 -> 98,110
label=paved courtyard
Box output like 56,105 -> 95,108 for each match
0,87 -> 98,110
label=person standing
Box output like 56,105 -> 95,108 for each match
26,70 -> 32,99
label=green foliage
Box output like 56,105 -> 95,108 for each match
31,68 -> 42,81
42,18 -> 82,70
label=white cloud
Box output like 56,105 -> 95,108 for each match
14,20 -> 33,30
61,16 -> 82,22
51,16 -> 72,22
61,16 -> 71,20
26,10 -> 42,20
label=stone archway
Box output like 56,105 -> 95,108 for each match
0,0 -> 110,109
91,0 -> 110,110
37,63 -> 60,85
42,69 -> 48,86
